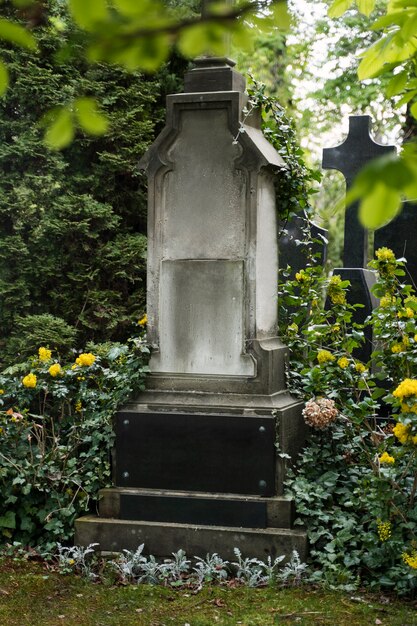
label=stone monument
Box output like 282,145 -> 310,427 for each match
75,58 -> 307,560
322,116 -> 394,361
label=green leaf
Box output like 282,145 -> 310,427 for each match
69,0 -> 108,30
178,23 -> 227,58
113,0 -> 163,17
75,97 -> 109,135
386,70 -> 408,97
271,1 -> 291,30
357,38 -> 387,79
0,510 -> 16,529
44,108 -> 74,150
357,0 -> 376,16
410,101 -> 417,119
359,182 -> 401,229
328,0 -> 354,17
0,18 -> 37,50
0,59 -> 9,96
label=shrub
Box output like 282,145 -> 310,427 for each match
0,335 -> 149,552
282,249 -> 417,595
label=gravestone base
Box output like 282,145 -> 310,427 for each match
75,402 -> 308,561
75,516 -> 307,562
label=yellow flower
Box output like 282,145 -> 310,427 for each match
355,362 -> 367,374
138,314 -> 147,327
375,247 -> 395,262
391,343 -> 406,354
48,363 -> 61,377
0,389 -> 4,395
328,275 -> 347,305
337,357 -> 349,369
379,451 -> 395,465
22,373 -> 37,388
402,550 -> 417,569
38,347 -> 52,361
398,307 -> 414,319
377,519 -> 392,542
295,270 -> 308,283
393,422 -> 411,445
393,379 -> 417,399
330,292 -> 346,305
0,427 -> 3,435
380,294 -> 395,308
317,350 -> 335,364
75,401 -> 82,412
68,558 -> 75,566
75,352 -> 95,367
331,324 -> 341,333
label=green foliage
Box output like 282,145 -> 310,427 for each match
327,0 -> 417,228
5,314 -> 78,362
247,77 -> 322,223
0,3 -> 173,364
0,336 -> 149,551
282,249 -> 417,595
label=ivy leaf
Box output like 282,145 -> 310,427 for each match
328,0 -> 354,18
0,59 -> 9,96
359,182 -> 401,229
0,18 -> 37,50
75,97 -> 109,135
0,510 -> 16,529
69,0 -> 108,30
44,107 -> 74,150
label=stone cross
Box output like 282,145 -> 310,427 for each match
322,115 -> 396,268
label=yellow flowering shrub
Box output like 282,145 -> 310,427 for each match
48,363 -> 61,377
75,353 -> 96,367
379,451 -> 395,464
138,314 -> 147,327
38,347 -> 52,361
337,356 -> 349,369
354,362 -> 366,374
317,350 -> 335,364
393,379 -> 417,400
393,422 -> 411,445
375,247 -> 395,262
377,520 -> 392,542
402,550 -> 417,569
22,373 -> 37,388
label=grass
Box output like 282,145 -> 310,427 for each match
1,558 -> 417,626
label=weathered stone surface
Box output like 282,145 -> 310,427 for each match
75,516 -> 307,562
97,488 -> 295,529
75,58 -> 307,558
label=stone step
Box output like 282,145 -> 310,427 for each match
98,487 -> 295,529
74,515 -> 308,562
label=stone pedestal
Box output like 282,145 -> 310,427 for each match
75,58 -> 307,561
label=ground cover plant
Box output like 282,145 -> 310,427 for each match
280,247 -> 417,595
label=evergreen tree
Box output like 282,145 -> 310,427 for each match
0,4 -> 181,362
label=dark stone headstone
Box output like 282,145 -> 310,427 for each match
374,201 -> 417,287
279,212 -> 328,276
322,115 -> 396,268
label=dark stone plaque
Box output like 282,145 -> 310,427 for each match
120,493 -> 267,528
279,212 -> 328,277
114,411 -> 276,496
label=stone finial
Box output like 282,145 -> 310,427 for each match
184,56 -> 246,93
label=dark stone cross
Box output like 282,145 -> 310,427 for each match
322,115 -> 396,268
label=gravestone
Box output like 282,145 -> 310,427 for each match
278,211 -> 328,276
322,115 -> 393,361
75,58 -> 307,561
374,201 -> 417,287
